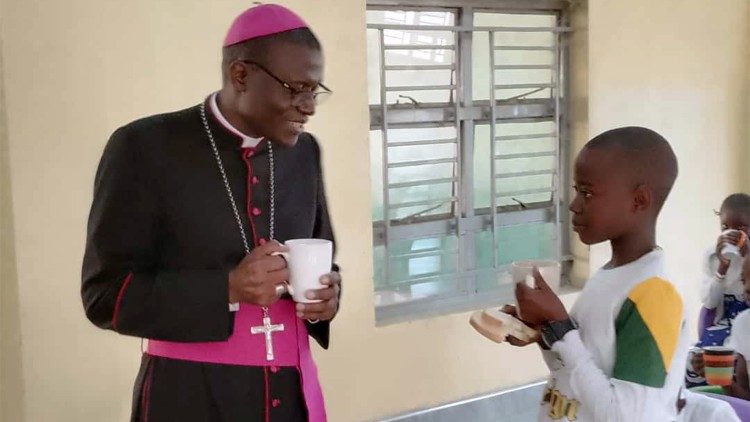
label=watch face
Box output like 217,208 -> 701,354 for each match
541,325 -> 555,348
542,319 -> 575,348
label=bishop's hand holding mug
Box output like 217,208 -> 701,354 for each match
273,239 -> 340,321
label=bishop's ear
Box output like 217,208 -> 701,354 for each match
229,61 -> 250,92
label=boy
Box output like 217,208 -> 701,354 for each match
505,127 -> 689,421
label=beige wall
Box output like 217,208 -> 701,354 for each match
586,0 -> 750,342
1,13 -> 26,421
1,0 -> 748,421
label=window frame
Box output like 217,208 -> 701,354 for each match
367,0 -> 573,325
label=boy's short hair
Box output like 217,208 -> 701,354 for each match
721,193 -> 750,215
586,126 -> 678,212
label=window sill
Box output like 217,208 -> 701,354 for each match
374,278 -> 583,327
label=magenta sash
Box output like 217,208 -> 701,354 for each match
147,299 -> 326,421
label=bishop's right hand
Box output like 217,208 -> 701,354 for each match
228,241 -> 290,306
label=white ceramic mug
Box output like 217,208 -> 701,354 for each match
273,239 -> 333,303
720,229 -> 742,260
511,259 -> 561,320
511,259 -> 561,292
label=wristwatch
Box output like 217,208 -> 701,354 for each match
541,318 -> 578,348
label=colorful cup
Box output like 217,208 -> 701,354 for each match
703,346 -> 735,386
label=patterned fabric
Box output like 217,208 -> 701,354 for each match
687,295 -> 748,388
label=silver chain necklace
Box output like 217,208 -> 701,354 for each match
199,102 -> 276,318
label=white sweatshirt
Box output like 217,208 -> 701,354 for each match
677,390 -> 740,422
538,249 -> 690,422
726,309 -> 750,380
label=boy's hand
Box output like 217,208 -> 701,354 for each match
500,304 -> 541,347
515,268 -> 569,326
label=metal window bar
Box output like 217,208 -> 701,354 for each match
383,44 -> 455,50
494,151 -> 556,160
452,27 -> 464,287
494,64 -> 553,70
378,28 -> 391,287
387,270 -> 461,287
389,177 -> 457,189
385,84 -> 457,91
495,169 -> 555,179
494,46 -> 555,51
495,132 -> 556,141
488,30 -> 498,268
553,13 -> 563,262
387,138 -> 457,147
385,64 -> 456,71
388,197 -> 458,209
390,248 -> 460,259
497,187 -> 553,197
494,83 -> 553,90
387,157 -> 456,168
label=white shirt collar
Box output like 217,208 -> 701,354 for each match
209,92 -> 263,148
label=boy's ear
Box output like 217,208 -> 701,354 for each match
633,184 -> 652,212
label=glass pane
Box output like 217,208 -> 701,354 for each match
495,88 -> 551,101
475,12 -> 556,27
474,222 -> 556,291
372,127 -> 459,222
374,276 -> 461,306
367,10 -> 457,105
496,174 -> 553,193
473,122 -> 557,209
367,9 -> 456,26
389,203 -> 453,221
496,69 -> 552,84
373,235 -> 460,303
387,69 -> 453,88
388,126 -> 457,142
389,162 -> 456,185
472,12 -> 557,102
382,126 -> 458,221
390,184 -> 455,207
474,223 -> 555,268
389,143 -> 455,163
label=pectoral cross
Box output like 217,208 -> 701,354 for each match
251,307 -> 285,361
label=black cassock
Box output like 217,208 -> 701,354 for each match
81,98 -> 336,421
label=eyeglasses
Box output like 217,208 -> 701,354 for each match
240,60 -> 332,105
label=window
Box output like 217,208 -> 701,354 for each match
367,1 -> 572,324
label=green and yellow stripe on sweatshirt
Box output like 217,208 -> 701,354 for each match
612,277 -> 683,388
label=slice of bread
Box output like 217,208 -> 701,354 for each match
469,308 -> 540,343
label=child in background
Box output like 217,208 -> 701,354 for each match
686,193 -> 750,387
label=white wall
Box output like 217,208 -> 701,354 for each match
1,0 -> 748,421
